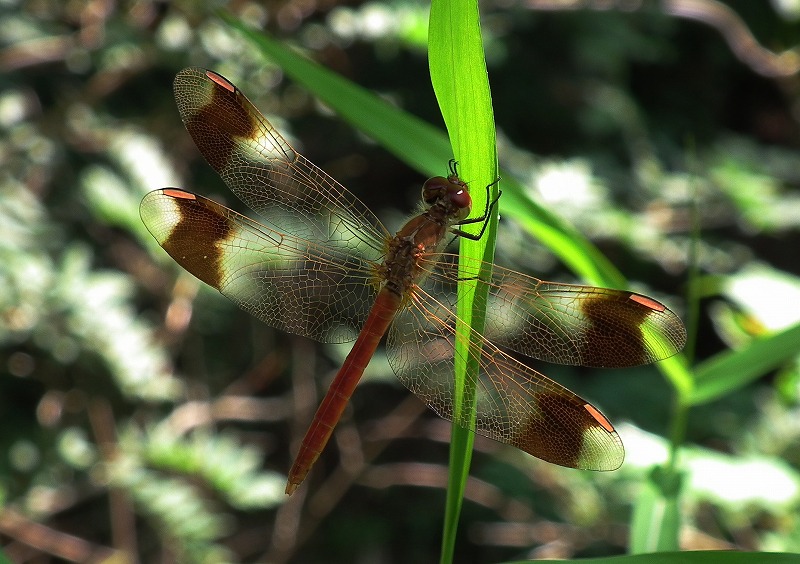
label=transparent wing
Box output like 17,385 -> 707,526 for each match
384,253 -> 686,469
173,67 -> 390,252
418,253 -> 686,367
387,285 -> 624,471
140,189 -> 379,343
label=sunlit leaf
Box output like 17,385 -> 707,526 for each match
630,466 -> 683,553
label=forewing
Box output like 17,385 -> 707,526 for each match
140,189 -> 378,343
173,67 -> 389,252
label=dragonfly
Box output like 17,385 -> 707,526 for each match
140,68 -> 686,496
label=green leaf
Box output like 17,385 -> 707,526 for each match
689,321 -> 800,405
428,0 -> 498,562
220,12 -> 450,177
109,459 -> 234,563
139,426 -> 285,510
629,466 -> 684,553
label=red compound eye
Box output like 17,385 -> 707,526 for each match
448,186 -> 471,210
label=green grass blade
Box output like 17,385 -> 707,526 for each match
428,0 -> 497,562
220,13 -> 450,177
629,466 -> 683,553
496,177 -> 626,287
689,320 -> 800,405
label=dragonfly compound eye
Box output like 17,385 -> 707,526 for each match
421,176 -> 450,205
447,186 -> 472,214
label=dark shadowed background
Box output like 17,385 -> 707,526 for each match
2,1 -> 800,562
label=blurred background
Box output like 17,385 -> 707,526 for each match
2,0 -> 800,562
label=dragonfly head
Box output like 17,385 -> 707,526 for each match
422,175 -> 472,220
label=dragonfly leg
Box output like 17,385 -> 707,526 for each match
450,178 -> 501,241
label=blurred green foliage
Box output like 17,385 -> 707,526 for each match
2,0 -> 800,562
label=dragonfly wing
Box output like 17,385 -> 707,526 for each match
421,254 -> 686,367
173,67 -> 389,252
386,287 -> 624,471
140,189 -> 378,343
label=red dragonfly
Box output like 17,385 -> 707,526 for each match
141,68 -> 686,495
